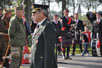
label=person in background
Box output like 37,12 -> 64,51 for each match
1,9 -> 12,68
81,26 -> 91,56
0,7 -> 8,65
8,5 -> 26,68
52,14 -> 62,55
61,9 -> 73,60
71,13 -> 84,56
92,12 -> 102,57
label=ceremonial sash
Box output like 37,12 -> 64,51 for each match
61,17 -> 71,31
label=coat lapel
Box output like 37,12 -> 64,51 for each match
33,18 -> 48,39
33,24 -> 46,40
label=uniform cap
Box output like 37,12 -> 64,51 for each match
32,4 -> 49,13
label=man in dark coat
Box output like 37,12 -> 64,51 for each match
71,13 -> 84,56
52,14 -> 62,55
92,12 -> 102,56
30,4 -> 57,68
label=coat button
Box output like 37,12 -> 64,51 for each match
40,56 -> 43,59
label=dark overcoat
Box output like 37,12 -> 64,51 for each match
92,20 -> 99,39
52,21 -> 61,31
73,20 -> 84,44
52,21 -> 61,44
30,19 -> 57,68
75,20 -> 84,32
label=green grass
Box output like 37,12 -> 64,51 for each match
28,44 -> 92,54
70,44 -> 92,54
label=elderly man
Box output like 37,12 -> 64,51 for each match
8,6 -> 26,68
30,4 -> 57,68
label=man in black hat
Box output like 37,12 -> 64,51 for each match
31,4 -> 57,68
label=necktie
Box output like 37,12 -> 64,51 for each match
56,21 -> 58,25
97,20 -> 99,24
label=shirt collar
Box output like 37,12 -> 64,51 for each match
97,19 -> 100,22
53,20 -> 58,24
75,19 -> 78,23
37,18 -> 47,26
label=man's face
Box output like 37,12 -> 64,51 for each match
64,10 -> 69,16
74,14 -> 78,19
0,10 -> 2,17
32,10 -> 42,24
53,16 -> 58,21
84,27 -> 88,32
17,10 -> 24,17
31,13 -> 36,23
6,12 -> 12,18
96,13 -> 100,19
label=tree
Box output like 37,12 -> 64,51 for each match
23,0 -> 32,23
55,0 -> 66,16
69,0 -> 79,15
81,0 -> 101,12
55,0 -> 79,15
0,0 -> 12,8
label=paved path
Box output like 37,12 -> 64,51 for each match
20,54 -> 102,68
57,55 -> 102,68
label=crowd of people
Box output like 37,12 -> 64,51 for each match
0,3 -> 102,68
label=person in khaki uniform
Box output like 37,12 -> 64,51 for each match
8,6 -> 26,68
0,7 -> 8,64
1,9 -> 12,68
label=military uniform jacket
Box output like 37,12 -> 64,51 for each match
0,17 -> 8,33
0,17 -> 8,61
30,19 -> 57,68
8,16 -> 26,46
